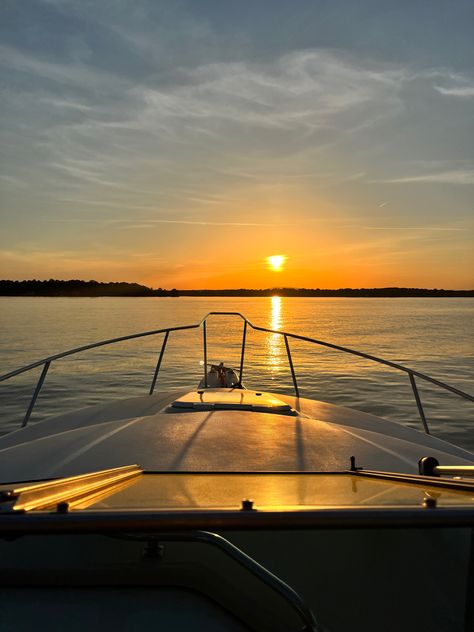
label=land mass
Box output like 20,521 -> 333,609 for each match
0,280 -> 473,297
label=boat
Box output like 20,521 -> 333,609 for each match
0,311 -> 473,632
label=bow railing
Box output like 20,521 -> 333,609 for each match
0,311 -> 472,432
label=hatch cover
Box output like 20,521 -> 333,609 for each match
171,389 -> 294,414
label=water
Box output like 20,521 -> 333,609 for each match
0,297 -> 473,451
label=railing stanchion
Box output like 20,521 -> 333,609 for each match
203,321 -> 208,388
409,373 -> 430,434
149,331 -> 170,395
238,321 -> 247,387
22,361 -> 51,427
284,335 -> 299,398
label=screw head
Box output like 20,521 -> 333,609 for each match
422,496 -> 437,508
0,490 -> 14,502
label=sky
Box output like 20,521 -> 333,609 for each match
1,0 -> 473,289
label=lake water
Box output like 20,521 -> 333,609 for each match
0,297 -> 473,451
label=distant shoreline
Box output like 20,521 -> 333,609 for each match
0,280 -> 473,297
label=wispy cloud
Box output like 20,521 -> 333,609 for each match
0,44 -> 128,91
1,45 -> 408,145
0,43 -> 414,215
48,162 -> 121,188
115,219 -> 294,228
55,198 -> 160,212
0,174 -> 28,188
131,51 -> 406,136
373,170 -> 474,185
434,85 -> 474,97
43,216 -> 300,228
364,226 -> 464,231
432,72 -> 474,98
41,98 -> 94,112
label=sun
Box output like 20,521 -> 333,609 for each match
266,255 -> 286,271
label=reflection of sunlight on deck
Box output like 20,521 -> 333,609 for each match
267,296 -> 283,373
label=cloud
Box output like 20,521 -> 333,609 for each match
41,208 -> 354,230
0,174 -> 28,189
132,51 -> 406,135
42,98 -> 94,111
419,67 -> 474,97
48,162 -> 122,188
43,216 -> 301,228
0,42 -> 415,217
114,219 -> 293,228
373,170 -> 474,185
1,44 -> 408,140
433,75 -> 474,97
434,85 -> 474,97
364,226 -> 464,231
0,44 -> 126,91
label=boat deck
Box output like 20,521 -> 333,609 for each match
0,389 -> 472,482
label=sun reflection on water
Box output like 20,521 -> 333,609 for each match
267,296 -> 284,373
271,295 -> 282,330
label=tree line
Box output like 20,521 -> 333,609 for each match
0,280 -> 178,296
0,280 -> 472,297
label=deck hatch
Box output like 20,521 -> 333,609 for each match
2,471 -> 473,518
1,471 -> 474,534
67,472 -> 474,511
170,389 -> 294,414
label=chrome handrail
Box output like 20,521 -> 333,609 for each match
108,531 -> 321,632
0,311 -> 472,432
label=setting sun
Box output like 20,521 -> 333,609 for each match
266,255 -> 286,272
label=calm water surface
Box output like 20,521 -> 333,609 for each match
1,297 -> 473,450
